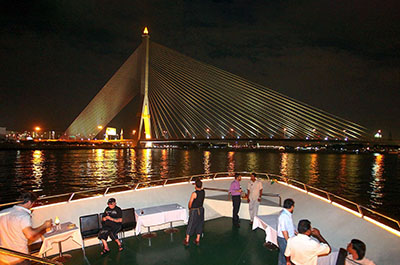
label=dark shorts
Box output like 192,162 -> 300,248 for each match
98,224 -> 121,241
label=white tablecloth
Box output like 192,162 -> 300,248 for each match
39,222 -> 82,256
252,214 -> 279,246
317,250 -> 339,265
135,204 -> 187,234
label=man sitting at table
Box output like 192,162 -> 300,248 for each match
98,198 -> 123,255
183,179 -> 205,246
0,192 -> 52,265
344,239 -> 375,265
285,219 -> 330,265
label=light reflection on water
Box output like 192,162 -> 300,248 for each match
32,150 -> 43,192
370,154 -> 385,208
228,151 -> 235,173
203,151 -> 211,174
0,149 -> 398,220
307,154 -> 319,185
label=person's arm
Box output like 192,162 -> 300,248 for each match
258,187 -> 263,202
188,192 -> 197,209
282,230 -> 289,241
247,183 -> 251,202
311,228 -> 331,254
284,239 -> 292,265
23,219 -> 52,242
106,208 -> 122,223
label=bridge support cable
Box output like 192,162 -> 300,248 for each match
147,42 -> 369,140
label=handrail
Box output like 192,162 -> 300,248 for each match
266,173 -> 400,230
0,247 -> 61,265
203,187 -> 282,206
0,171 -> 399,231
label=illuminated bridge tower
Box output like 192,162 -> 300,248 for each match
138,27 -> 152,140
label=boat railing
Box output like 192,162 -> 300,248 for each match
265,173 -> 400,233
0,247 -> 61,265
0,171 -> 399,233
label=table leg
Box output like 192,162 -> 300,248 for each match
51,241 -> 72,262
164,222 -> 179,234
142,226 -> 157,239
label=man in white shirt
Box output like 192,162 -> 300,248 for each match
285,219 -> 330,265
277,198 -> 296,265
345,239 -> 376,265
0,193 -> 52,265
246,173 -> 263,224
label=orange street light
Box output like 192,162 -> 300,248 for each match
97,125 -> 103,130
132,130 -> 136,135
35,126 -> 41,131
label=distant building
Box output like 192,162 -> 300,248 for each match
0,127 -> 6,139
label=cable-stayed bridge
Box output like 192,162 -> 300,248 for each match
65,28 -> 369,143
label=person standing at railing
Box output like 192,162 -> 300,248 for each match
98,198 -> 123,255
277,198 -> 296,265
247,173 -> 263,225
183,179 -> 205,246
0,192 -> 52,265
229,173 -> 242,228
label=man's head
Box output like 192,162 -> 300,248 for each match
18,192 -> 37,209
195,179 -> 203,189
298,219 -> 312,235
347,239 -> 366,260
107,198 -> 116,209
235,173 -> 241,181
283,198 -> 295,213
250,173 -> 256,182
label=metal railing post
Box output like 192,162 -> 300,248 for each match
68,193 -> 75,202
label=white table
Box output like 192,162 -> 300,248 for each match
39,222 -> 82,258
135,204 -> 187,234
252,215 -> 339,265
252,214 -> 279,246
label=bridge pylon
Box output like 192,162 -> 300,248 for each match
138,27 -> 152,140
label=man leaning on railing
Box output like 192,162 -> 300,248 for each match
0,192 -> 52,265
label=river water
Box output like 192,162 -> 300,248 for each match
0,149 -> 399,220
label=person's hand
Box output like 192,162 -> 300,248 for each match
44,219 -> 52,228
311,228 -> 321,237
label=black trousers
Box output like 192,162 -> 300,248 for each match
232,195 -> 241,225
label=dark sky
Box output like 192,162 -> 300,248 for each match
1,0 -> 399,138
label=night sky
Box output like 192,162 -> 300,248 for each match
1,0 -> 399,138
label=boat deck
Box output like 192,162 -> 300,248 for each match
64,217 -> 277,265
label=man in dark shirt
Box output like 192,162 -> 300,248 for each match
98,198 -> 123,255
